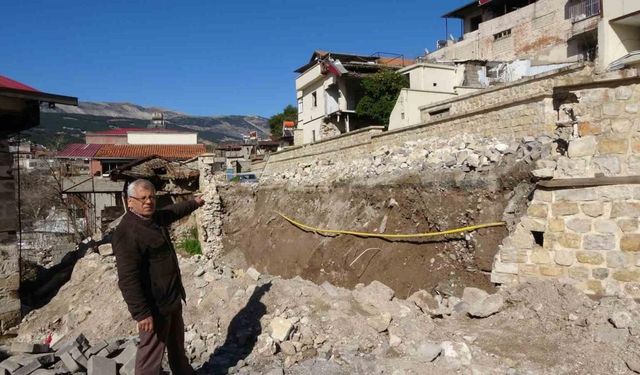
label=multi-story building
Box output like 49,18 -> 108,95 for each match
294,50 -> 412,145
429,0 -> 640,72
427,0 -> 600,64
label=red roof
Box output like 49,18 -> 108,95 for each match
0,75 -> 39,92
95,144 -> 205,160
56,143 -> 103,158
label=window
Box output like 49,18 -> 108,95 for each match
298,99 -> 303,114
569,0 -> 601,21
494,29 -> 512,41
470,15 -> 482,32
428,107 -> 450,120
312,92 -> 317,107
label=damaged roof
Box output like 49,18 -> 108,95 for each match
110,156 -> 200,182
294,50 -> 414,74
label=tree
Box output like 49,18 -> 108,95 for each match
356,69 -> 408,127
268,105 -> 297,138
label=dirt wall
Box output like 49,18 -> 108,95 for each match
220,160 -> 533,297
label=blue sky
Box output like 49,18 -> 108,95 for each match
1,0 -> 469,117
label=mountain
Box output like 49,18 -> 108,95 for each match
26,102 -> 270,149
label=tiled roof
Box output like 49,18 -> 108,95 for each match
56,143 -> 103,158
95,144 -> 205,160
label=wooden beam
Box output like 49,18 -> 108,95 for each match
538,176 -> 640,189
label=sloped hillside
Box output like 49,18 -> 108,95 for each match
25,102 -> 269,148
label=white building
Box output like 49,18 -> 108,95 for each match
294,50 -> 412,145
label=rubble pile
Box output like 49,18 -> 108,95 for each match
1,334 -> 139,375
263,134 -> 559,186
9,251 -> 640,374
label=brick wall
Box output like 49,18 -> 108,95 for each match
0,138 -> 20,332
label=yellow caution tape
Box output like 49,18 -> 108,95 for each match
275,211 -> 506,239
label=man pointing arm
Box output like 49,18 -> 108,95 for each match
113,179 -> 204,375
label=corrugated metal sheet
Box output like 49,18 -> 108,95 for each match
95,144 -> 205,160
56,144 -> 103,158
0,75 -> 39,92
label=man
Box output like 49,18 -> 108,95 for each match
113,179 -> 204,375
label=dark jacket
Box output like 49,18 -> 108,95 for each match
113,200 -> 199,321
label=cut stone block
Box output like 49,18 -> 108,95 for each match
87,356 -> 117,375
114,343 -> 137,365
12,360 -> 41,375
0,358 -> 21,373
10,343 -> 50,354
60,352 -> 81,373
85,341 -> 108,358
69,346 -> 87,368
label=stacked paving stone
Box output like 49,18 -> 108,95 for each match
0,334 -> 137,375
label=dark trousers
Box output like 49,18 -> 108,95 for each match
135,308 -> 195,375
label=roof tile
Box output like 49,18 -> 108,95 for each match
95,144 -> 205,160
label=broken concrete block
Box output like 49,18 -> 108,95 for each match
269,317 -> 294,342
10,342 -> 50,354
87,356 -> 117,375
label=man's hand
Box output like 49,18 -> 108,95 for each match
137,316 -> 154,333
194,196 -> 205,207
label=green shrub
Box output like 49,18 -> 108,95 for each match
180,226 -> 202,255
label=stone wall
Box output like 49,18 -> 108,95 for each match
196,157 -> 224,259
0,138 -> 20,332
257,65 -> 640,297
490,69 -> 640,297
261,65 -> 596,185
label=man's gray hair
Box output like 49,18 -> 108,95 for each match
127,179 -> 156,197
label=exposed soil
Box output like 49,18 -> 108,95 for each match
219,172 -> 529,297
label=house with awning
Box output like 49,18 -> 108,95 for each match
0,74 -> 77,331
